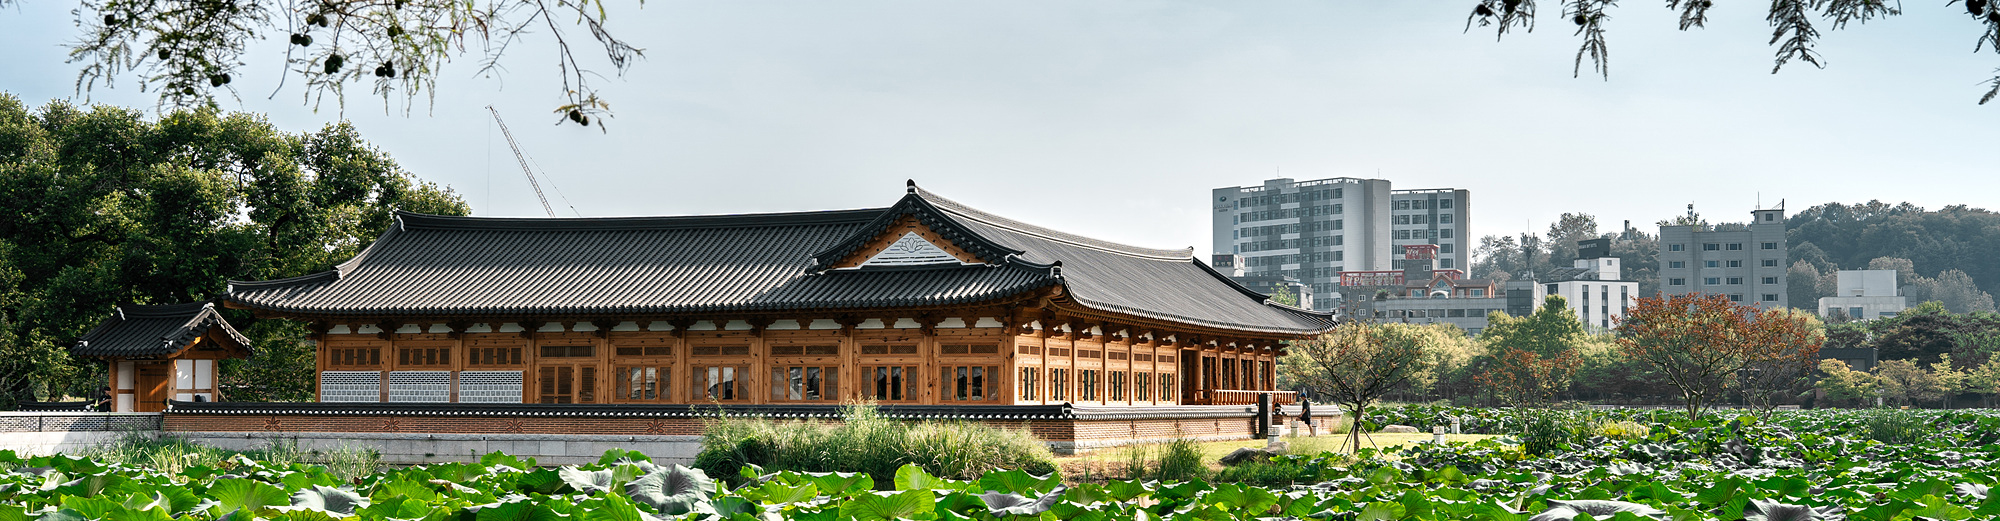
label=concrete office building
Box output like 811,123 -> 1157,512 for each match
1818,270 -> 1906,321
1212,177 -> 1469,313
1656,204 -> 1788,310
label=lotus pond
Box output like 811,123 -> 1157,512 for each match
7,406 -> 2000,520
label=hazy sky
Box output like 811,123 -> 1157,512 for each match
4,1 -> 1996,258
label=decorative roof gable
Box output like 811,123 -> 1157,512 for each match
825,216 -> 987,270
810,181 -> 1023,272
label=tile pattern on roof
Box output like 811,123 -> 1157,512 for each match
73,302 -> 250,357
226,185 -> 1332,335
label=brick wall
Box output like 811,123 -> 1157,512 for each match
166,411 -> 1263,455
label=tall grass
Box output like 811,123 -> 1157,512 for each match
1861,408 -> 1927,445
1150,436 -> 1208,483
76,432 -> 381,481
694,402 -> 1058,487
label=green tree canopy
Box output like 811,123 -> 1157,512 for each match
0,93 -> 469,407
1477,295 -> 1587,406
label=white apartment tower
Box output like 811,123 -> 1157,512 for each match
1211,177 -> 1471,312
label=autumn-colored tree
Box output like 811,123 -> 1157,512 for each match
1280,321 -> 1434,453
1476,295 -> 1585,406
1734,308 -> 1826,418
1617,293 -> 1809,420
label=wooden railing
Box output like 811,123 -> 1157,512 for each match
1202,390 -> 1297,406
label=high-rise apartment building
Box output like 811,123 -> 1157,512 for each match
1656,205 -> 1788,310
1211,177 -> 1471,312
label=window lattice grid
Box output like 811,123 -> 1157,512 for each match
319,371 -> 382,402
458,371 -> 524,403
388,371 -> 452,402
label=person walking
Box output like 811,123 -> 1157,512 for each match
1300,399 -> 1317,437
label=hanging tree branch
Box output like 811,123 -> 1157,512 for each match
1466,0 -> 2000,105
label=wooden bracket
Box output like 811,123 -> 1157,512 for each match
445,321 -> 470,340
917,314 -> 941,336
375,320 -> 400,341
668,319 -> 695,339
748,317 -> 775,337
591,319 -> 620,338
519,320 -> 544,339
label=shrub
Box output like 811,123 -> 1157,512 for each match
1593,420 -> 1651,440
1860,408 -> 1927,445
694,402 -> 1057,487
1519,411 -> 1580,456
1151,436 -> 1208,483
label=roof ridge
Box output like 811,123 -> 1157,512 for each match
116,302 -> 216,317
395,208 -> 884,231
912,187 -> 1195,260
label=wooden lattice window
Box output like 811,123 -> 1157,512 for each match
861,365 -> 918,401
1018,367 -> 1039,401
1049,368 -> 1069,401
541,345 -> 595,358
615,366 -> 670,402
940,365 -> 998,402
328,347 -> 380,367
468,346 -> 524,366
693,364 -> 747,401
1078,370 -> 1099,401
614,343 -> 673,357
860,344 -> 918,355
769,345 -> 839,356
770,366 -> 839,401
537,366 -> 597,403
939,344 -> 1000,355
691,345 -> 750,356
1108,371 -> 1127,401
397,347 -> 451,367
1135,372 -> 1152,401
1159,373 -> 1176,401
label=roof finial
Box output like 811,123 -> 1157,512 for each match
906,179 -> 917,194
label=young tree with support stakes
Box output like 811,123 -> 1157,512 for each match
1280,321 -> 1434,454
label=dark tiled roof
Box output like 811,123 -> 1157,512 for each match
72,302 -> 249,357
227,185 -> 1332,335
164,400 -> 1266,420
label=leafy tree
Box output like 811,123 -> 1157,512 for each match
1874,359 -> 1945,407
1616,293 -> 1774,419
1267,284 -> 1299,308
1476,295 -> 1586,406
1734,308 -> 1825,417
1280,321 -> 1435,453
1874,302 -> 1962,365
1788,203 -> 2000,302
1814,359 -> 1876,407
0,93 -> 469,407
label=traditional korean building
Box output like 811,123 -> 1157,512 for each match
219,183 -> 1331,409
71,302 -> 252,412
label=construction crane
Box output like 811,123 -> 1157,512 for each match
486,105 -> 557,217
